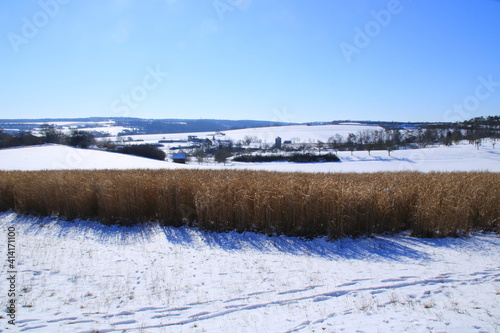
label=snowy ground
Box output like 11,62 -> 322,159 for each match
1,125 -> 499,332
1,123 -> 499,172
1,212 -> 499,332
0,145 -> 187,171
121,124 -> 385,146
0,142 -> 499,173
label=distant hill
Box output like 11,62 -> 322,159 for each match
0,117 -> 297,134
112,118 -> 298,135
1,116 -> 498,136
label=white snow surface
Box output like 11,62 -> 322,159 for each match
1,212 -> 499,332
1,142 -> 499,172
0,145 -> 191,171
124,124 -> 385,144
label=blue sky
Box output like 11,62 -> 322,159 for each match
1,0 -> 500,123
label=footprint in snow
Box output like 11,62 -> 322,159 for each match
111,319 -> 137,325
151,313 -> 182,319
20,325 -> 48,331
137,306 -> 164,312
189,311 -> 211,318
381,278 -> 405,283
67,319 -> 96,324
46,317 -> 78,323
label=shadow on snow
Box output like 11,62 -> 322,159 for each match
3,212 -> 497,262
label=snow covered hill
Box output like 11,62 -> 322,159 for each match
1,122 -> 499,172
0,142 -> 499,173
1,212 -> 499,332
124,123 -> 385,145
0,145 -> 191,171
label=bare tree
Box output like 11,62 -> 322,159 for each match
193,149 -> 206,164
243,136 -> 257,146
366,143 -> 373,156
347,133 -> 356,155
317,140 -> 324,153
214,149 -> 232,165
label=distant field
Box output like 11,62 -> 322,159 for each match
1,143 -> 500,173
0,170 -> 498,238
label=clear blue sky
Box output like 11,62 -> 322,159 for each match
1,0 -> 500,123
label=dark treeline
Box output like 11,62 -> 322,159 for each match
0,124 -> 167,161
113,144 -> 166,161
233,153 -> 340,163
0,124 -> 96,149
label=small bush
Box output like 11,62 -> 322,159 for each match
233,153 -> 340,163
68,131 -> 96,148
0,131 -> 43,148
214,149 -> 232,164
115,144 -> 166,161
289,153 -> 340,163
233,154 -> 288,163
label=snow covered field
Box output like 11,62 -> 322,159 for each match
1,124 -> 499,332
121,124 -> 385,145
1,212 -> 499,332
0,145 -> 187,171
0,142 -> 499,173
0,140 -> 500,172
1,123 -> 499,172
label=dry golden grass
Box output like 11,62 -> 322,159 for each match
0,170 -> 498,238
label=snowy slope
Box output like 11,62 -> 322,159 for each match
0,145 -> 192,171
227,143 -> 500,173
1,212 -> 499,332
122,123 -> 384,144
1,143 -> 499,173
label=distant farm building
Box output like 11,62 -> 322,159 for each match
172,153 -> 187,164
275,137 -> 282,149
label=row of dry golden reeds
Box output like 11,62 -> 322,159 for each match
0,170 -> 498,238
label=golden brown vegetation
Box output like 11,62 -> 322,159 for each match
0,170 -> 498,238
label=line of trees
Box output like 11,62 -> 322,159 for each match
183,116 -> 500,164
2,116 -> 498,162
109,144 -> 166,161
326,117 -> 500,155
0,124 -> 96,149
0,124 -> 168,161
